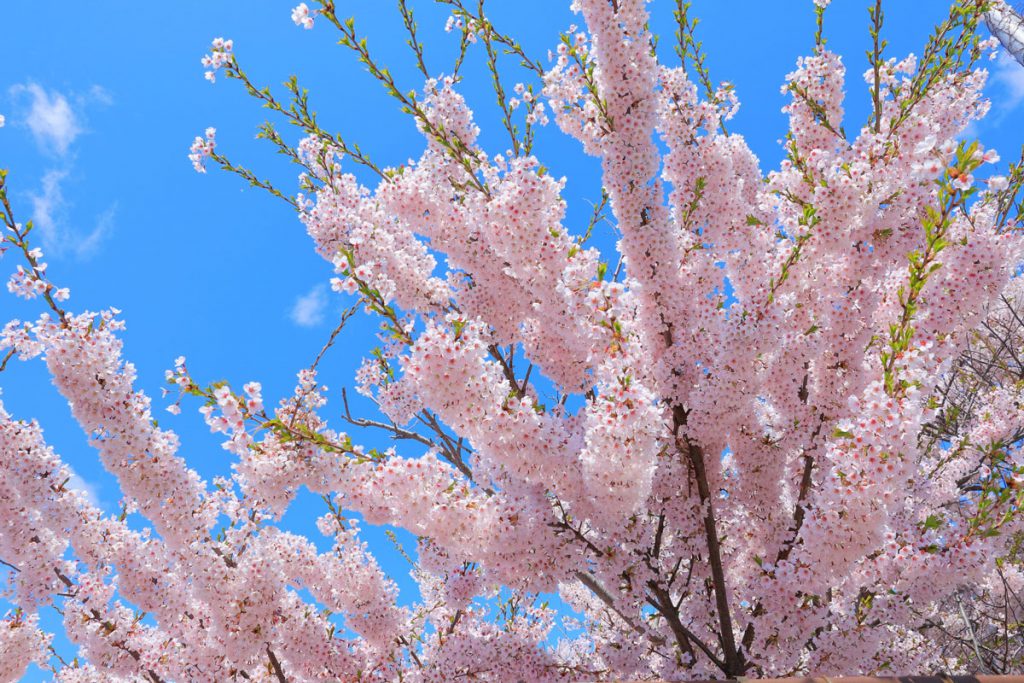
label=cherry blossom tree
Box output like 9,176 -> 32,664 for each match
3,0 -> 1024,680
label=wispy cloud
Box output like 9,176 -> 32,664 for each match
291,284 -> 328,327
76,203 -> 117,259
86,84 -> 113,107
10,82 -> 82,156
8,82 -> 116,257
28,169 -> 68,248
992,51 -> 1024,111
27,170 -> 117,258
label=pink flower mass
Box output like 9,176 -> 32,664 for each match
2,0 -> 1024,680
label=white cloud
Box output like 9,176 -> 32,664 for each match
76,203 -> 117,259
67,468 -> 100,508
86,84 -> 113,107
28,168 -> 69,248
10,82 -> 82,156
5,82 -> 115,257
992,51 -> 1024,111
28,170 -> 115,258
291,284 -> 328,327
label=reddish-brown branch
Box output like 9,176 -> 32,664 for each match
266,645 -> 288,683
673,406 -> 745,675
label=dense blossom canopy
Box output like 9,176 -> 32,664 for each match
3,0 -> 1024,680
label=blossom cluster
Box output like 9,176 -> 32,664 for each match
200,37 -> 233,83
187,127 -> 216,173
291,3 -> 315,30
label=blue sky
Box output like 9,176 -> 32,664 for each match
2,1 -> 1024,678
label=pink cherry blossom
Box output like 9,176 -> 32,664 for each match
291,4 -> 314,30
3,1 -> 1024,679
